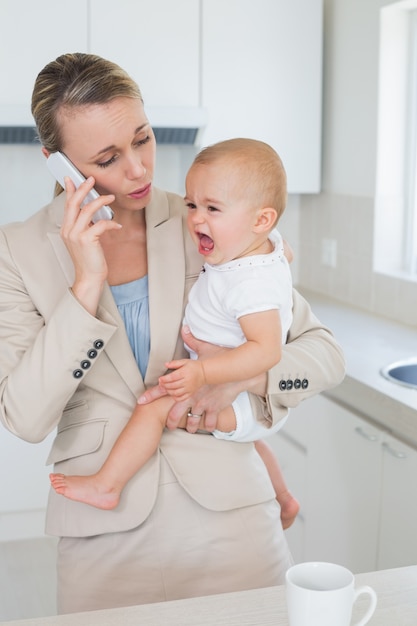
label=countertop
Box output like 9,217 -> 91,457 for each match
1,565 -> 416,625
300,290 -> 417,449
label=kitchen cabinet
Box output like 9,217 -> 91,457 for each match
201,0 -> 323,193
0,428 -> 55,541
0,0 -> 198,120
304,396 -> 382,572
1,0 -> 323,194
0,0 -> 87,119
269,430 -> 307,565
377,433 -> 417,569
89,0 -> 200,108
272,393 -> 417,572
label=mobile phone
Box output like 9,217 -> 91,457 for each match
46,152 -> 114,223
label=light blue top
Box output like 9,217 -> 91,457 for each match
110,275 -> 150,379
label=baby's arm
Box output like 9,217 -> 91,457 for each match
160,308 -> 282,402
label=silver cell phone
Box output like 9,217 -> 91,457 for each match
46,151 -> 114,223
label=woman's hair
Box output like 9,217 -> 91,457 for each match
192,138 -> 287,222
31,52 -> 143,152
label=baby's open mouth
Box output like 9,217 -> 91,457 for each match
198,233 -> 214,251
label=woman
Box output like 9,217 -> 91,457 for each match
0,53 -> 345,614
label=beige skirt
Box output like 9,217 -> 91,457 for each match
57,455 -> 293,614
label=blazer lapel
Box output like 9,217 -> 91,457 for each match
145,188 -> 186,386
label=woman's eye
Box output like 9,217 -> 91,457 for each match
97,155 -> 117,169
135,135 -> 150,147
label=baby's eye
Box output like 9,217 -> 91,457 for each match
185,202 -> 196,210
207,205 -> 219,212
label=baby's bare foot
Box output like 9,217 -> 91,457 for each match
49,473 -> 120,510
278,490 -> 300,530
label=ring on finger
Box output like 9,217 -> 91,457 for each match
187,409 -> 205,419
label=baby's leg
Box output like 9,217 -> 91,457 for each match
254,439 -> 300,529
50,395 -> 176,510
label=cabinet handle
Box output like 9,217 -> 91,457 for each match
382,442 -> 407,459
354,426 -> 378,442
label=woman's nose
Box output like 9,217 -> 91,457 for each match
126,157 -> 146,180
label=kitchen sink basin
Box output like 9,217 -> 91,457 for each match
380,359 -> 417,390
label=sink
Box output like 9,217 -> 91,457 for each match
380,359 -> 417,390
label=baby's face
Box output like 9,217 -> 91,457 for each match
184,161 -> 262,265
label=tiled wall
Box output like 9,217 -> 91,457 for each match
297,192 -> 417,329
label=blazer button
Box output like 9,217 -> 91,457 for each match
81,360 -> 91,370
294,379 -> 302,389
87,349 -> 98,359
279,380 -> 287,391
286,379 -> 293,390
302,378 -> 309,389
94,339 -> 104,350
73,369 -> 83,379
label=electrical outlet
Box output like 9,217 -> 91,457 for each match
321,238 -> 337,268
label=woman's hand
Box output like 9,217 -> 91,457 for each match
138,325 -> 267,433
59,176 -> 119,315
138,379 -> 246,433
181,325 -> 224,359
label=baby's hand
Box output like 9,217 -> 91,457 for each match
159,359 -> 206,402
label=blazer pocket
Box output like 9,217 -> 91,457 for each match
46,419 -> 108,465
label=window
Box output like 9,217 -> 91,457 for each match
374,1 -> 417,279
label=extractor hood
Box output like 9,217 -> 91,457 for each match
0,104 -> 208,146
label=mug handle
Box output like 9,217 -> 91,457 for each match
352,585 -> 377,626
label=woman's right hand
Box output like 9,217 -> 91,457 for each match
59,176 -> 118,315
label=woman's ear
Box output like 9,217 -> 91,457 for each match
253,207 -> 278,233
41,147 -> 50,159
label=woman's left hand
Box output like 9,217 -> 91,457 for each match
138,326 -> 236,432
138,325 -> 267,433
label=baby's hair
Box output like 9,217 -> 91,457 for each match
193,138 -> 287,221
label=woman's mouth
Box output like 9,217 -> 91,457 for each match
128,183 -> 152,199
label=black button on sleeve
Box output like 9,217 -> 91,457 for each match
94,339 -> 104,350
81,360 -> 91,370
294,378 -> 302,389
87,349 -> 98,359
286,379 -> 293,390
279,380 -> 287,391
73,369 -> 83,379
302,378 -> 309,389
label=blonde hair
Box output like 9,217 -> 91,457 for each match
192,138 -> 287,223
31,52 -> 143,153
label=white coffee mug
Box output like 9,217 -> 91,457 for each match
285,562 -> 377,626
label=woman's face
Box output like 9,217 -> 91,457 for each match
58,97 -> 156,214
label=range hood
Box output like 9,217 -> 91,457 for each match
0,104 -> 208,146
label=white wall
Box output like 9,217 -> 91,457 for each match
298,0 -> 417,328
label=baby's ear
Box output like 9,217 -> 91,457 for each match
253,207 -> 278,232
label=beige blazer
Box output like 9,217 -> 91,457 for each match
0,188 -> 345,537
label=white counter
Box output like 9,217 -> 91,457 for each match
1,566 -> 416,625
301,290 -> 417,448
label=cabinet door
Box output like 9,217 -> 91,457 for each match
0,427 -> 56,541
0,0 -> 87,112
201,0 -> 323,193
305,396 -> 382,573
377,433 -> 417,569
89,0 -> 200,107
268,431 -> 307,564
